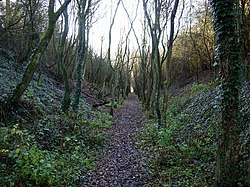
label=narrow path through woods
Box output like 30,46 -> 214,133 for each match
83,94 -> 148,187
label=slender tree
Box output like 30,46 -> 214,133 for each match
107,0 -> 121,116
59,3 -> 71,112
122,0 -> 147,104
6,0 -> 71,106
201,1 -> 214,78
142,0 -> 162,125
162,0 -> 180,126
72,0 -> 92,111
211,0 -> 242,186
20,0 -> 43,62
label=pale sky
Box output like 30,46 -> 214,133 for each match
89,0 -> 144,58
2,0 -> 142,58
2,0 -> 203,59
88,0 -> 205,58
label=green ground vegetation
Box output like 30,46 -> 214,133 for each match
0,98 -> 112,186
138,82 -> 249,187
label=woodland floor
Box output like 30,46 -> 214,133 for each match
83,94 -> 149,187
0,53 -> 248,186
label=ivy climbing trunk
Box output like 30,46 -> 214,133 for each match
72,0 -> 91,111
6,0 -> 71,106
72,15 -> 85,111
211,1 -> 242,186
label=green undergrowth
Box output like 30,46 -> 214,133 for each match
0,106 -> 113,186
139,82 -> 249,186
0,56 -> 113,186
105,100 -> 124,109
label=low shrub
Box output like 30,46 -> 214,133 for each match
0,109 -> 113,186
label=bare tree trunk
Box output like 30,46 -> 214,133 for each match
107,0 -> 121,116
202,1 -> 214,80
142,0 -> 162,126
123,1 -> 148,104
59,5 -> 71,112
162,0 -> 179,127
145,66 -> 153,111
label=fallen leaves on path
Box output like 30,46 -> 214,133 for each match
83,94 -> 148,187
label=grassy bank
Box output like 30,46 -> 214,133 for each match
139,82 -> 249,186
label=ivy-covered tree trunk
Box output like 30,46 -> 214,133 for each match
7,0 -> 71,106
72,26 -> 85,111
211,1 -> 241,186
72,0 -> 91,111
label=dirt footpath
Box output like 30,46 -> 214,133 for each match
84,94 -> 148,187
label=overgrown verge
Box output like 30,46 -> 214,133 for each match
0,107 -> 112,186
139,82 -> 249,186
0,56 -> 113,186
